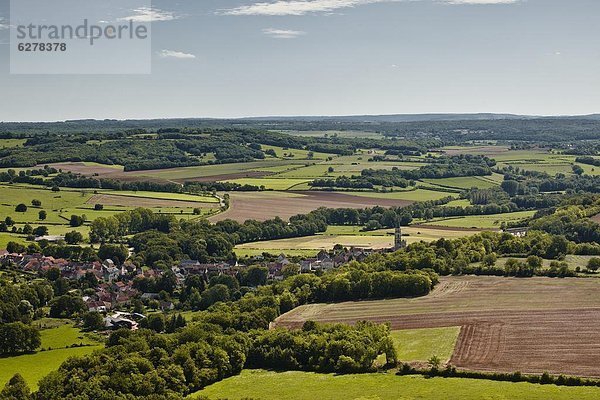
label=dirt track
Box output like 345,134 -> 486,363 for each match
274,276 -> 600,377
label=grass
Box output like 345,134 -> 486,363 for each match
261,145 -> 333,160
235,235 -> 394,252
488,255 -> 599,272
235,225 -> 479,255
349,189 -> 457,202
225,178 -> 312,190
276,130 -> 385,139
0,232 -> 27,249
0,346 -> 102,390
37,320 -> 100,350
0,139 -> 27,148
422,210 -> 536,229
192,369 -> 600,400
234,248 -> 319,257
96,190 -> 218,203
421,176 -> 500,190
0,183 -> 222,248
140,159 -> 307,180
0,320 -> 103,389
392,327 -> 460,362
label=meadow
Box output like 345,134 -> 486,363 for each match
192,369 -> 600,400
0,319 -> 102,389
0,183 -> 219,243
391,327 -> 460,362
420,210 -> 536,229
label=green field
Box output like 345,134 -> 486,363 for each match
261,144 -> 334,160
392,327 -> 461,362
489,255 -> 599,272
234,225 -> 479,256
422,176 -> 500,190
349,189 -> 457,202
0,347 -> 102,390
35,320 -> 100,350
226,178 -> 312,190
138,159 -> 309,180
192,369 -> 600,400
96,190 -> 218,203
422,210 -> 536,229
0,320 -> 103,389
0,138 -> 27,148
0,183 -> 220,248
274,130 -> 385,139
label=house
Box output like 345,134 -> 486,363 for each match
159,300 -> 175,311
141,292 -> 160,300
86,300 -> 108,313
504,227 -> 529,237
104,314 -> 138,330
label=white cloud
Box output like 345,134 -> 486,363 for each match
444,0 -> 518,4
222,0 -> 373,16
221,0 -> 519,16
158,49 -> 197,59
263,28 -> 306,38
119,7 -> 180,22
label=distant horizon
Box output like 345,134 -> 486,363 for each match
2,111 -> 600,124
2,1 -> 600,121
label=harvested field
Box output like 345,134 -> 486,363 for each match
275,276 -> 600,377
45,162 -> 123,175
442,146 -> 510,156
87,194 -> 219,209
182,171 -> 273,183
211,191 -> 413,222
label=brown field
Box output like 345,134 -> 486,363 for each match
211,191 -> 413,222
591,213 -> 600,224
442,146 -> 510,156
274,276 -> 600,377
87,194 -> 220,209
46,162 -> 123,175
181,171 -> 273,183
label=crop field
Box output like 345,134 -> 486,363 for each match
192,369 -> 600,400
225,178 -> 312,190
211,191 -> 414,222
234,225 -> 480,256
48,161 -> 124,175
420,210 -> 536,229
275,276 -> 600,378
235,226 -> 480,256
86,194 -> 218,209
275,129 -> 386,139
236,234 -> 393,252
0,320 -> 102,389
421,176 -> 500,190
347,189 -> 458,202
442,145 -> 510,156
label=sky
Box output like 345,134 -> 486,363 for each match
1,0 -> 600,121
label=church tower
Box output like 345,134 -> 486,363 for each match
394,223 -> 406,251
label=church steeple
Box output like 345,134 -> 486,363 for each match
394,221 -> 406,250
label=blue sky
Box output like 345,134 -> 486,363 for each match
1,0 -> 599,121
